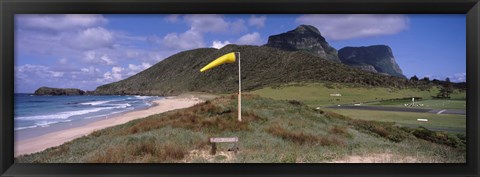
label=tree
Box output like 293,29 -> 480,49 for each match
410,75 -> 419,81
422,77 -> 430,82
437,78 -> 453,99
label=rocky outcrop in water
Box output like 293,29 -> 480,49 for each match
34,87 -> 86,96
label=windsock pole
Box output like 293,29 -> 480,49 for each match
237,52 -> 242,122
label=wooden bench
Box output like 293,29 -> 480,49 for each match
210,137 -> 239,155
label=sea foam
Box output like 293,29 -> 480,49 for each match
16,107 -> 118,121
79,100 -> 113,106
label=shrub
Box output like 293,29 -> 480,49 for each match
456,134 -> 467,145
411,127 -> 464,148
87,146 -> 127,163
329,125 -> 348,136
48,145 -> 70,156
324,82 -> 335,89
350,120 -> 408,143
288,100 -> 303,106
120,99 -> 267,135
265,124 -> 344,146
324,111 -> 350,120
281,153 -> 297,163
160,143 -> 187,160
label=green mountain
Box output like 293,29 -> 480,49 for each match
95,44 -> 412,96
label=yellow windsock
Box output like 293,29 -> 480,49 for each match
200,52 -> 236,72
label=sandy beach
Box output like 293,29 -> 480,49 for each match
15,96 -> 203,157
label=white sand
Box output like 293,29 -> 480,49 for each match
15,96 -> 203,157
328,153 -> 419,163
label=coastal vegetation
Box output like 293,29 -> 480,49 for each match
16,94 -> 465,163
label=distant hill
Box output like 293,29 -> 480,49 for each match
338,45 -> 406,78
95,44 -> 412,96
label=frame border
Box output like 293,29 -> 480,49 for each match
1,0 -> 479,176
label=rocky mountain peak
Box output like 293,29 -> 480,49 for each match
264,25 -> 340,62
338,45 -> 405,78
293,25 -> 322,35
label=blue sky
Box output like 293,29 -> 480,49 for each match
15,14 -> 466,93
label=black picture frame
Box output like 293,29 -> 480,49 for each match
1,0 -> 479,176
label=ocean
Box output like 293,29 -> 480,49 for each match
14,93 -> 161,140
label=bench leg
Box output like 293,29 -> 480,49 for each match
210,143 -> 217,155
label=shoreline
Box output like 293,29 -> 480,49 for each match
15,97 -> 160,142
15,96 -> 203,157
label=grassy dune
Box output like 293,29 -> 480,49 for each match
16,95 -> 465,163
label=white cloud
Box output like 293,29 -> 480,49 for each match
100,55 -> 115,65
15,64 -> 65,82
15,14 -> 169,92
101,72 -> 113,82
236,32 -> 263,45
160,15 -> 254,51
295,14 -> 409,40
162,30 -> 205,50
80,66 -> 100,75
99,63 -> 152,83
165,14 -> 180,23
111,67 -> 124,80
249,15 -> 266,28
16,29 -> 71,56
419,73 -> 466,83
451,73 -> 466,82
66,27 -> 115,50
84,51 -> 96,61
101,66 -> 124,83
17,14 -> 107,32
126,50 -> 141,58
59,58 -> 68,65
230,19 -> 247,33
51,72 -> 64,77
15,64 -> 68,92
82,51 -> 116,66
128,62 -> 152,75
160,15 -> 221,51
15,64 -> 106,91
184,14 -> 229,33
211,40 -> 231,49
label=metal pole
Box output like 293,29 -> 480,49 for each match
238,52 -> 241,122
